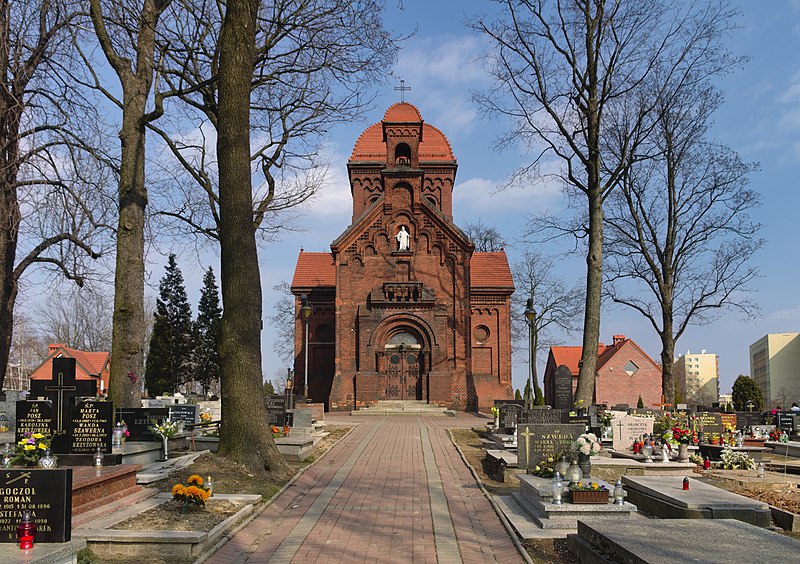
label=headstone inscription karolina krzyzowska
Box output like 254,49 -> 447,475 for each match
517,423 -> 584,471
0,468 -> 72,543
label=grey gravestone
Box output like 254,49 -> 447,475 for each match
552,365 -> 573,410
115,407 -> 169,441
169,404 -> 198,426
517,423 -> 584,471
519,408 -> 563,425
612,416 -> 655,451
28,358 -> 97,453
0,468 -> 72,543
735,412 -> 763,429
290,408 -> 313,429
695,412 -> 723,434
69,400 -> 113,454
15,400 -> 53,442
499,403 -> 523,429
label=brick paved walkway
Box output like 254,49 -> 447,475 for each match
205,414 -> 522,563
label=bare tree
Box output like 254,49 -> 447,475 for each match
463,220 -> 507,252
87,0 -> 174,407
0,0 -> 111,390
473,0 -> 741,404
511,250 -> 582,403
604,66 -> 760,406
268,281 -> 295,367
34,284 -> 113,351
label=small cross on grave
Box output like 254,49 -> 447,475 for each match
29,357 -> 97,452
518,425 -> 533,471
394,79 -> 411,102
653,395 -> 672,410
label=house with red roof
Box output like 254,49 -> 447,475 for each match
543,335 -> 662,409
29,343 -> 110,394
291,102 -> 514,411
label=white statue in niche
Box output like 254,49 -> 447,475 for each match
396,226 -> 411,251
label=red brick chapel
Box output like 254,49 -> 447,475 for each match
290,102 -> 514,412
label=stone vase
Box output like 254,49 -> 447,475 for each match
678,443 -> 690,463
577,453 -> 592,478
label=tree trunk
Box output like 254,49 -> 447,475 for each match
575,189 -> 603,405
216,0 -> 289,477
660,299 -> 675,406
0,105 -> 20,391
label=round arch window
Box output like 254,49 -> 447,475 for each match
387,331 -> 419,347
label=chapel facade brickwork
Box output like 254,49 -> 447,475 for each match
291,103 -> 514,411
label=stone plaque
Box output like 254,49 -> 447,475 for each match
69,400 -> 113,454
566,414 -> 591,430
499,404 -> 522,429
169,404 -> 198,426
265,394 -> 286,426
720,413 -> 737,432
735,412 -> 763,429
15,401 -> 53,443
115,408 -> 169,441
0,468 -> 72,543
612,416 -> 655,451
695,412 -> 723,434
775,412 -> 795,434
290,408 -> 313,429
519,408 -> 563,425
553,365 -> 573,410
517,423 -> 584,471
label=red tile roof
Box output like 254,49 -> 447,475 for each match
30,344 -> 111,393
350,123 -> 455,163
470,252 -> 514,289
291,252 -> 335,289
383,102 -> 423,122
551,335 -> 660,374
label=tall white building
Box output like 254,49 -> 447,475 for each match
675,350 -> 719,407
749,333 -> 800,406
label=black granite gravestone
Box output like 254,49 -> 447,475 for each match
28,358 -> 97,453
735,411 -> 763,430
499,403 -> 523,430
265,394 -> 287,426
517,423 -> 584,471
15,401 -> 53,443
695,412 -> 723,434
69,400 -> 113,454
553,365 -> 573,410
775,412 -> 795,434
0,468 -> 72,543
169,405 -> 198,426
115,408 -> 169,441
519,407 -> 563,425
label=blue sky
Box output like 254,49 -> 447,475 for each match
30,1 -> 793,397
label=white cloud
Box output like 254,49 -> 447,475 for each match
453,173 -> 562,219
766,304 -> 800,324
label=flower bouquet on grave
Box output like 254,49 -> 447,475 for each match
271,425 -> 283,438
568,481 -> 609,504
571,433 -> 602,456
665,425 -> 695,445
768,427 -> 782,442
531,456 -> 556,478
172,474 -> 211,511
13,432 -> 52,467
150,419 -> 180,439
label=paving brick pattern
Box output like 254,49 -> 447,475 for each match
206,414 -> 521,563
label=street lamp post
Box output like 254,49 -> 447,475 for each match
524,293 -> 536,410
300,294 -> 313,401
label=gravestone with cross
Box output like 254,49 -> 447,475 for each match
28,357 -> 97,453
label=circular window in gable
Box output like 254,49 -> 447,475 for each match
474,325 -> 490,342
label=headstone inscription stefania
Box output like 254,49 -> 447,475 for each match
517,423 -> 584,471
69,400 -> 113,454
0,468 -> 72,543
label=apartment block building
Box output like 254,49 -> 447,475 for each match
675,350 -> 719,407
749,333 -> 800,406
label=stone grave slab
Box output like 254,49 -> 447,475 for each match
611,415 -> 654,451
621,475 -> 770,527
552,365 -> 573,410
568,519 -> 800,563
69,400 -> 113,454
0,468 -> 72,542
517,423 -> 584,471
766,440 -> 800,458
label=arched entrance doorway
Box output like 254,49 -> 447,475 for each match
382,330 -> 424,400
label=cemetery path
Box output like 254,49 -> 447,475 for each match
205,414 -> 522,563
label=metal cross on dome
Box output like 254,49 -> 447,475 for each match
394,79 -> 411,102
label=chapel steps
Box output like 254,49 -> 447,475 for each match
350,400 -> 455,416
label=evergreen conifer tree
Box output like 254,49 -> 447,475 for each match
145,255 -> 194,396
195,267 -> 222,396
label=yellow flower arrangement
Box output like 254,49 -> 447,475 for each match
172,474 -> 212,509
13,431 -> 52,466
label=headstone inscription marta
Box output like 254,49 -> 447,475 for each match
0,468 -> 72,543
553,365 -> 573,410
517,423 -> 584,471
28,358 -> 97,453
69,400 -> 113,454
